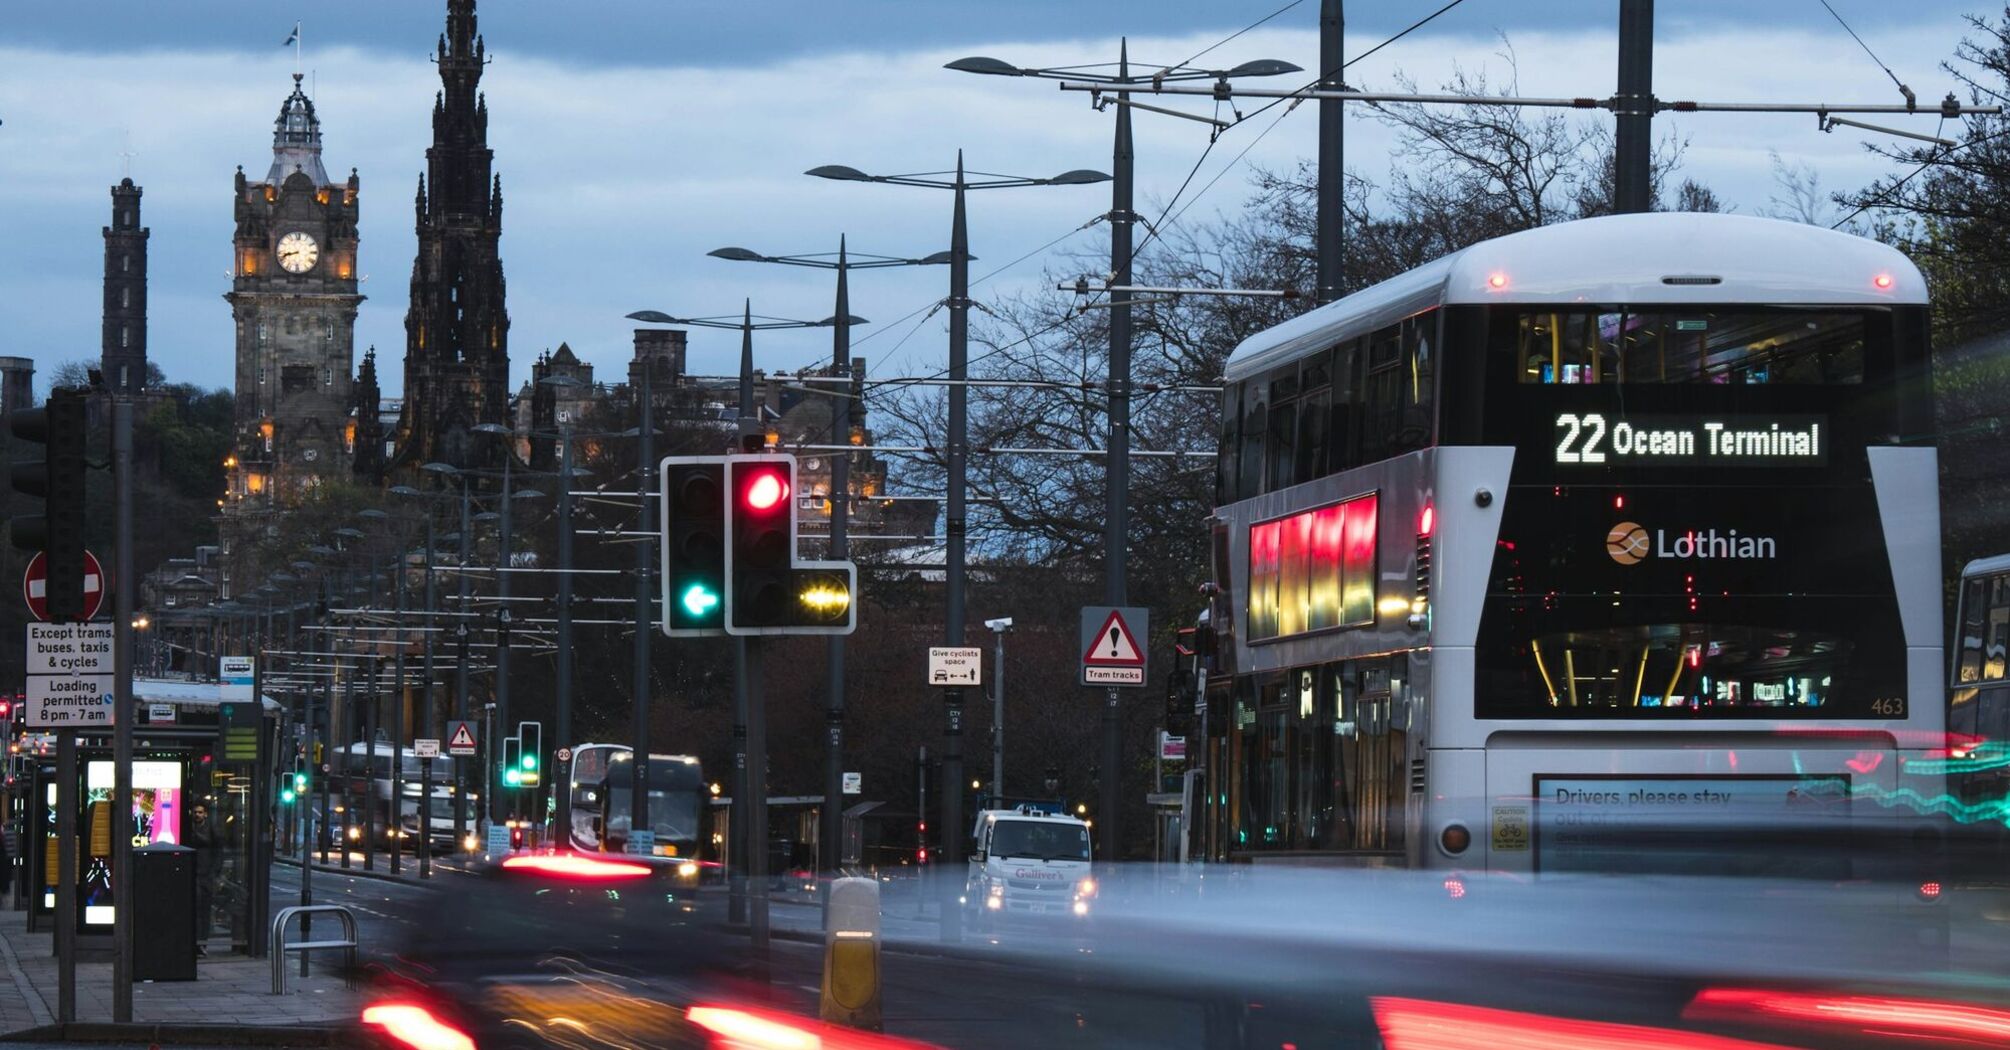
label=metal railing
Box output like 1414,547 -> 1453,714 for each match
270,904 -> 358,994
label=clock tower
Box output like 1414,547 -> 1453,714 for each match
223,74 -> 364,507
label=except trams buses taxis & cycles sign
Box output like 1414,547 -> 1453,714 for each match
1080,606 -> 1149,687
24,622 -> 114,727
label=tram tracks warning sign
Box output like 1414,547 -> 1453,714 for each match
1080,606 -> 1148,687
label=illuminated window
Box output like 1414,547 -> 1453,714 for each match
120,326 -> 129,348
1247,492 -> 1378,642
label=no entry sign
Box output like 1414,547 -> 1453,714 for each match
22,550 -> 104,623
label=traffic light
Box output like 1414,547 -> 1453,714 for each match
722,454 -> 857,636
9,389 -> 89,622
1164,670 -> 1193,737
517,721 -> 541,788
660,456 -> 726,637
503,735 -> 523,788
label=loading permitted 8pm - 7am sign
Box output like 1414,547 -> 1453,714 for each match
25,623 -> 115,727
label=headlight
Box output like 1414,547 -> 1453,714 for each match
1072,900 -> 1089,917
677,862 -> 699,878
346,826 -> 361,841
1075,876 -> 1097,898
986,895 -> 1003,911
462,834 -> 479,852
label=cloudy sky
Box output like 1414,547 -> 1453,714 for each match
0,1 -> 1993,397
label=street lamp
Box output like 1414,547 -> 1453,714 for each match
707,237 -> 949,889
950,45 -> 1298,865
808,154 -> 1107,936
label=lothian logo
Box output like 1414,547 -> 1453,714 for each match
1607,521 -> 1776,564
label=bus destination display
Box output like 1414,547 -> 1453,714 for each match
1554,413 -> 1827,467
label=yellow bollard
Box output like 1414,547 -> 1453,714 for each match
819,876 -> 882,1030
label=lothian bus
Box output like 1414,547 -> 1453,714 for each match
1950,555 -> 2010,807
1196,211 -> 1945,875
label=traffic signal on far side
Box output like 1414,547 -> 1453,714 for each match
723,454 -> 856,636
660,456 -> 725,637
502,736 -> 523,788
517,721 -> 541,787
9,390 -> 90,621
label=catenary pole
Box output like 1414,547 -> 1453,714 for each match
822,239 -> 852,888
631,367 -> 654,844
1099,46 -> 1134,870
555,425 -> 575,844
111,401 -> 133,1020
1615,0 -> 1655,212
941,156 -> 971,942
1318,0 -> 1346,304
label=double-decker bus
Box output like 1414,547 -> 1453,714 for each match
566,742 -> 707,890
1950,555 -> 2010,807
1198,211 -> 1945,874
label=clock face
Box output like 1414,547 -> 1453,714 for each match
276,231 -> 319,274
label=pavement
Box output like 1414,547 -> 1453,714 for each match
0,881 -> 354,1045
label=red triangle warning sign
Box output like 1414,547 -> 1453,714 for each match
1083,609 -> 1145,666
448,723 -> 477,750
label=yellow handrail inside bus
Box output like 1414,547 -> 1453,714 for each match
1563,648 -> 1580,707
1631,647 -> 1651,707
1532,639 -> 1559,706
1663,647 -> 1689,706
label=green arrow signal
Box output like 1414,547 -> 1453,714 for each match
681,583 -> 721,618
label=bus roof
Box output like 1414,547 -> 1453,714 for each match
1961,553 -> 2010,578
1223,212 -> 1927,383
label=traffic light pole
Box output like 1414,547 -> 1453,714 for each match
554,429 -> 574,846
631,370 -> 654,847
111,401 -> 134,1020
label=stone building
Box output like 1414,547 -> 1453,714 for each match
219,73 -> 364,597
101,178 -> 150,395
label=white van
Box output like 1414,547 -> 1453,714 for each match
964,805 -> 1096,924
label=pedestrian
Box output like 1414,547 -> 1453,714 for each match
188,802 -> 219,957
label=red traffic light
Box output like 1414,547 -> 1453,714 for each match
743,470 -> 789,512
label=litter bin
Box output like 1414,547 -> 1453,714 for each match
132,843 -> 197,981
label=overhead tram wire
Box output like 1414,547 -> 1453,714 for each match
1829,121 -> 2010,230
789,3 -> 1480,483
1175,0 -> 1308,69
1817,0 -> 1914,101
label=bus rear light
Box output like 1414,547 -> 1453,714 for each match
1416,504 -> 1434,537
501,853 -> 653,880
1443,876 -> 1467,900
360,1001 -> 475,1050
1918,880 -> 1943,901
1873,273 -> 1894,289
1438,824 -> 1471,856
1486,272 -> 1508,290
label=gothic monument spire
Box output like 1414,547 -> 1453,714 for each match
395,0 -> 511,472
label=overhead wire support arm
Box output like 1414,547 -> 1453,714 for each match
1062,278 -> 1298,299
1057,80 -> 2002,118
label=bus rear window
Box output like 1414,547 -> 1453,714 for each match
1514,310 -> 1864,385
